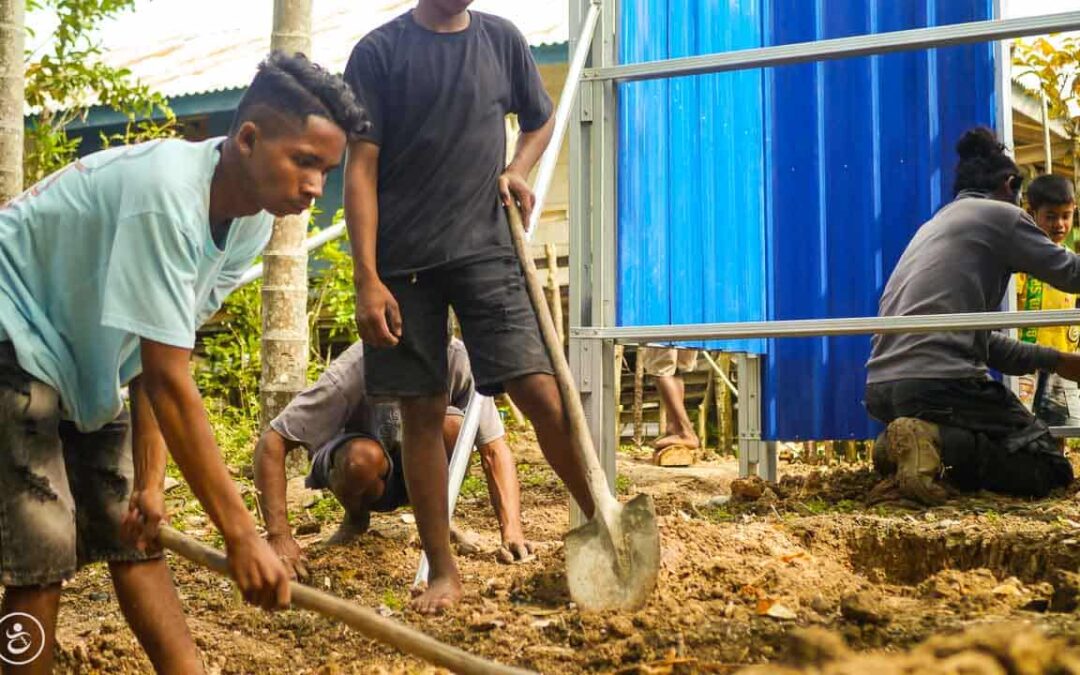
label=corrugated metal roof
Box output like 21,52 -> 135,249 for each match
96,1 -> 569,99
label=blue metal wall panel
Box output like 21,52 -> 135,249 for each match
617,0 -> 765,353
761,0 -> 997,439
616,0 -> 997,440
618,0 -> 670,329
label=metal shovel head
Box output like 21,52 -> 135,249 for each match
564,493 -> 660,612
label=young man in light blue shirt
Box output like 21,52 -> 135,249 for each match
0,52 -> 366,671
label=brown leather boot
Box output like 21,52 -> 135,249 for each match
886,417 -> 948,505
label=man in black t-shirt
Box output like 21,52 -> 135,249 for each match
343,0 -> 596,614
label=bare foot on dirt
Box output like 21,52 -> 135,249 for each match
652,433 -> 700,451
325,511 -> 370,545
411,572 -> 463,614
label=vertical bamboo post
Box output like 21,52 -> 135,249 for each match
843,440 -> 857,464
613,344 -> 624,447
545,244 -> 565,348
632,347 -> 645,447
718,354 -> 733,456
698,372 -> 713,455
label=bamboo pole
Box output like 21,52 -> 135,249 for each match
843,440 -> 857,464
633,348 -> 645,447
698,371 -> 713,455
545,243 -> 565,348
614,344 -> 625,446
718,354 -> 733,455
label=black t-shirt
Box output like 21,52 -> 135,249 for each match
344,10 -> 553,278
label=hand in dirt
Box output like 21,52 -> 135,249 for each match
355,277 -> 401,348
225,531 -> 291,611
449,524 -> 482,556
1054,352 -> 1080,382
121,488 -> 166,553
266,533 -> 309,581
496,539 -> 536,564
498,170 -> 535,229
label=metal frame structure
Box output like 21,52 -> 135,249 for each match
226,3 -> 1080,520
565,3 -> 1080,493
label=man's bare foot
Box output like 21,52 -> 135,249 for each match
496,536 -> 535,564
325,510 -> 370,546
449,524 -> 482,556
410,571 -> 463,614
652,433 -> 700,451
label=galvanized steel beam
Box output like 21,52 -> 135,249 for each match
582,11 -> 1080,83
571,309 -> 1080,342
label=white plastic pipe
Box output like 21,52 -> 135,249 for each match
525,0 -> 601,241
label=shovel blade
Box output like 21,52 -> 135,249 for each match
564,494 -> 660,611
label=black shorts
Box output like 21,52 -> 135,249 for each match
365,255 -> 553,397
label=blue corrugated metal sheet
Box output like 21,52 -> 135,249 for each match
761,0 -> 996,440
617,0 -> 997,440
617,0 -> 766,353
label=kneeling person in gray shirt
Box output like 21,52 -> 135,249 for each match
254,338 -> 530,579
866,128 -> 1080,504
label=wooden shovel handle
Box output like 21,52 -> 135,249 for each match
505,204 -> 615,507
158,526 -> 534,675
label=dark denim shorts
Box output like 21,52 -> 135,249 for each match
0,344 -> 155,586
364,256 -> 554,398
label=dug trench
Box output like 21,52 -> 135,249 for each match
44,435 -> 1080,673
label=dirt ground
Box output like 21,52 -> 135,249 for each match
49,429 -> 1080,674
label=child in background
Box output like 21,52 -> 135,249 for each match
1016,175 -> 1079,426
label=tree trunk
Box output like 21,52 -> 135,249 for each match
0,0 -> 24,201
260,0 -> 312,441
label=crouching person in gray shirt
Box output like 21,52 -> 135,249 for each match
866,128 -> 1079,505
253,338 -> 532,579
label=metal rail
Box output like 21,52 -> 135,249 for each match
572,309 -> 1080,342
583,11 -> 1080,83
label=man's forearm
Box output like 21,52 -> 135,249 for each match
987,330 -> 1059,375
129,377 -> 168,491
477,438 -> 523,534
142,365 -> 257,541
506,115 -> 555,179
253,431 -> 293,537
343,142 -> 381,283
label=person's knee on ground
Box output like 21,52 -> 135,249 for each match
327,437 -> 389,532
505,372 -> 596,518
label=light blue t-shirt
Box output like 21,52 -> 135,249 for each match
0,137 -> 273,431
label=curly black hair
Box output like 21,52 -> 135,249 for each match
952,127 -> 1019,197
230,51 -> 370,140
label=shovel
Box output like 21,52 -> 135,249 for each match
505,203 -> 660,611
158,526 -> 534,675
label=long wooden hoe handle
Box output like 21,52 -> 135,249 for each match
158,526 -> 535,675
